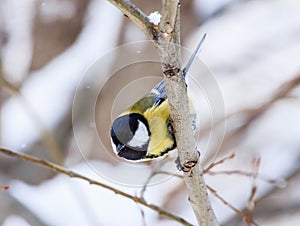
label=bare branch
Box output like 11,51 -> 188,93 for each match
157,0 -> 181,68
107,0 -> 155,39
217,74 -> 300,158
139,160 -> 169,199
135,203 -> 147,226
207,185 -> 259,226
156,1 -> 218,225
160,0 -> 179,42
0,147 -> 193,226
224,166 -> 300,225
245,155 -> 260,226
199,74 -> 300,166
207,170 -> 286,187
204,153 -> 236,173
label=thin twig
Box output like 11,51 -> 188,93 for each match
161,181 -> 186,210
202,74 -> 300,179
224,166 -> 300,225
201,73 -> 300,137
156,168 -> 286,188
139,159 -> 169,198
202,74 -> 300,165
204,153 -> 235,173
245,155 -> 260,226
207,170 -> 286,187
135,202 -> 147,226
0,147 -> 193,226
157,172 -> 262,225
207,185 -> 259,226
140,170 -> 156,199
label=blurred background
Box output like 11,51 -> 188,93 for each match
1,0 -> 300,225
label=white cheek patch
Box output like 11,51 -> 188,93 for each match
127,120 -> 149,148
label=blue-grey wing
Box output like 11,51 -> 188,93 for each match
150,79 -> 198,132
150,80 -> 167,106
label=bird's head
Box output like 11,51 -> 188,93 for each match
110,113 -> 151,161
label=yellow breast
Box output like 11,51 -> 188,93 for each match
143,101 -> 175,156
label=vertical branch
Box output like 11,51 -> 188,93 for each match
157,1 -> 218,226
157,0 -> 181,70
160,0 -> 179,41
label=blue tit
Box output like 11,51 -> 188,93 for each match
110,34 -> 206,161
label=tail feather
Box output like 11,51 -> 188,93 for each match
183,33 -> 207,77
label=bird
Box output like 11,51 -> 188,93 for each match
110,34 -> 206,161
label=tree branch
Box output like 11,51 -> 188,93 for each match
156,1 -> 219,225
160,0 -> 179,42
106,0 -> 156,39
0,147 -> 193,226
207,185 -> 259,226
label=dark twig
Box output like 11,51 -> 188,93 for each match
0,147 -> 193,226
244,155 -> 260,225
207,185 -> 259,226
207,170 -> 286,187
204,153 -> 235,173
